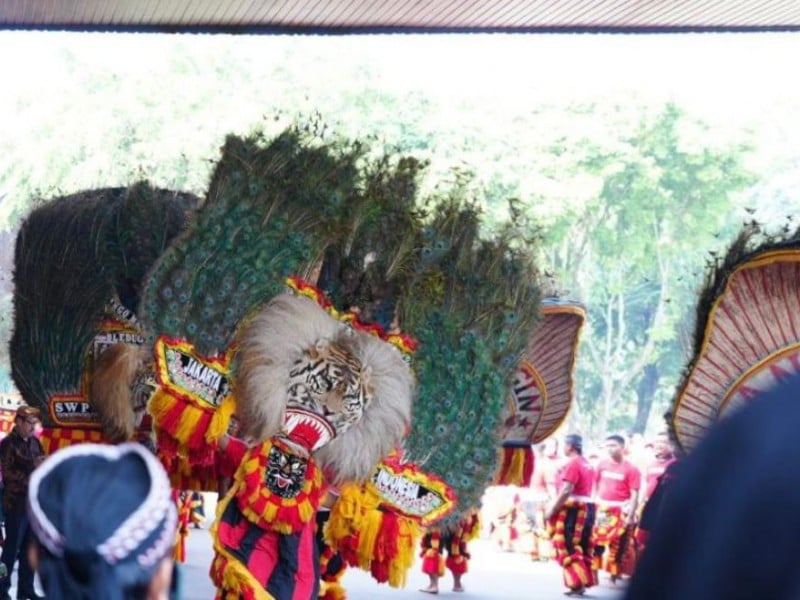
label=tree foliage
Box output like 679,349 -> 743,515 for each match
544,104 -> 755,437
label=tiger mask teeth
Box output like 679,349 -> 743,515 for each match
282,408 -> 335,452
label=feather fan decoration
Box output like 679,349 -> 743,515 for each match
673,222 -> 800,451
11,184 -> 196,427
138,126 -> 365,357
398,197 -> 541,528
316,154 -> 427,330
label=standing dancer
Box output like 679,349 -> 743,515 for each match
544,434 -> 596,597
593,434 -> 641,583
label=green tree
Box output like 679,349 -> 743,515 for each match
544,104 -> 754,437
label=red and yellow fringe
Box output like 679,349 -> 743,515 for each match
148,391 -> 236,489
325,482 -> 421,588
149,336 -> 236,488
495,445 -> 534,487
319,544 -> 347,599
548,499 -> 594,591
40,427 -> 109,455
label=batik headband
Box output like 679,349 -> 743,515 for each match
27,442 -> 177,569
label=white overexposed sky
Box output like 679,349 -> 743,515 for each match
2,30 -> 800,223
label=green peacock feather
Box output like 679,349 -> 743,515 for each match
138,126 -> 367,356
10,184 -> 195,422
316,153 -> 428,330
399,197 -> 541,528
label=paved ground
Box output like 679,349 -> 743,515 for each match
183,527 -> 625,600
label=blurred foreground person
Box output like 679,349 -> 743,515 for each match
27,443 -> 177,600
626,374 -> 800,600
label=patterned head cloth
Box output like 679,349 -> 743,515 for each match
27,443 -> 177,600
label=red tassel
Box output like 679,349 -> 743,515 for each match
339,532 -> 361,567
446,555 -> 468,576
522,448 -> 535,487
368,511 -> 401,583
374,511 -> 400,564
371,558 -> 390,583
496,446 -> 535,487
156,429 -> 179,458
421,553 -> 443,576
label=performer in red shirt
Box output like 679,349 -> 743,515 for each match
593,434 -> 642,583
543,434 -> 596,597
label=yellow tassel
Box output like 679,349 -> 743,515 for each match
325,483 -> 380,547
325,501 -> 355,546
147,388 -> 178,422
175,402 -> 204,445
206,393 -> 237,444
318,581 -> 347,600
220,554 -> 276,600
356,505 -> 384,570
510,448 -> 527,485
298,498 -> 314,523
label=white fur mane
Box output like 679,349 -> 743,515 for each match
234,293 -> 415,483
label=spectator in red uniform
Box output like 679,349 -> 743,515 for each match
593,434 -> 641,583
543,434 -> 596,597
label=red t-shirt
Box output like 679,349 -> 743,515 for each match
595,459 -> 641,502
558,455 -> 594,497
644,456 -> 676,501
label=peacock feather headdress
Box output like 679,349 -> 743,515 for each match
398,198 -> 541,528
10,184 -> 196,450
138,124 -> 418,488
322,194 -> 542,589
138,127 -> 366,356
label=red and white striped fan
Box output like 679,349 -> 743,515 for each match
674,250 -> 800,451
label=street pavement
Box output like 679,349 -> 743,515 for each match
183,527 -> 625,600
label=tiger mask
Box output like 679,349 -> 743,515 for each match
234,293 -> 414,484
